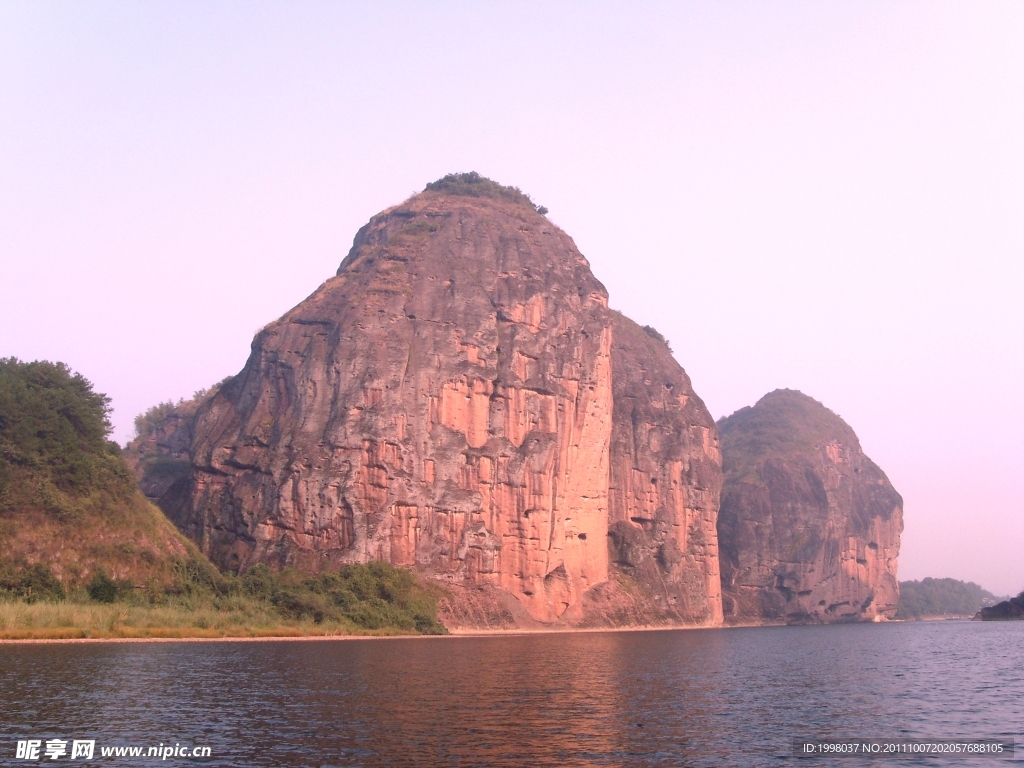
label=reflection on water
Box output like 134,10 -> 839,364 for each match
1,621 -> 1022,766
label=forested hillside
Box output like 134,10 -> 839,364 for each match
897,577 -> 1001,619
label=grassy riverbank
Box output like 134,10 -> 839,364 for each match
0,561 -> 450,640
0,599 -> 429,640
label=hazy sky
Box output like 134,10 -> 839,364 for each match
2,2 -> 1021,594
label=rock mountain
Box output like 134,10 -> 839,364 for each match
716,389 -> 903,623
141,175 -> 723,628
127,174 -> 902,628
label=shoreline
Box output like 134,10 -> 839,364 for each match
0,620 -> 816,645
0,616 -> 956,646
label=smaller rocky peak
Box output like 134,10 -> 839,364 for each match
717,389 -> 860,472
605,307 -> 725,626
717,388 -> 903,624
608,311 -> 704,416
123,378 -> 232,500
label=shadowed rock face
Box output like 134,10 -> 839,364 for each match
977,594 -> 1024,621
606,314 -> 723,625
717,389 -> 902,624
124,394 -> 209,500
155,180 -> 723,626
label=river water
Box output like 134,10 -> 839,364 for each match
1,620 -> 1021,767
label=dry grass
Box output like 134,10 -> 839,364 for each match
0,600 -> 418,640
0,494 -> 196,590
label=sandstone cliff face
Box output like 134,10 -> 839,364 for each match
175,194 -> 611,625
716,389 -> 902,624
146,176 -> 724,627
150,180 -> 724,627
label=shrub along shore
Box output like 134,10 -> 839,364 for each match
0,560 -> 449,640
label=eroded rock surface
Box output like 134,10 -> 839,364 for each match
717,389 -> 902,624
607,314 -> 723,625
144,176 -> 724,627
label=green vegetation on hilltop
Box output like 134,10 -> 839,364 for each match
133,400 -> 179,441
132,376 -> 232,440
0,358 -> 133,506
640,324 -> 672,351
0,357 -> 195,596
897,577 -> 1001,619
424,172 -> 548,214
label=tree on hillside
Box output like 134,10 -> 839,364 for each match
0,358 -> 131,508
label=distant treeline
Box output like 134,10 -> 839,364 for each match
897,577 -> 1001,619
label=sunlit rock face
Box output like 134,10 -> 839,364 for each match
166,187 -> 616,623
157,176 -> 724,627
716,389 -> 902,624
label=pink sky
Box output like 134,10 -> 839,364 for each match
1,2 -> 1021,594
